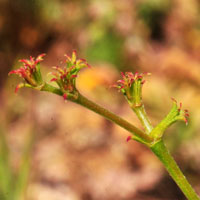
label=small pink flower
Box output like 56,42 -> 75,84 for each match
64,50 -> 91,68
51,51 -> 91,100
8,53 -> 46,92
18,53 -> 46,71
114,72 -> 150,91
112,71 -> 151,106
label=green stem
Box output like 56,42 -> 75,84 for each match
41,83 -> 63,96
41,83 -> 153,142
76,93 -> 153,143
151,140 -> 200,200
40,83 -> 200,199
133,105 -> 153,134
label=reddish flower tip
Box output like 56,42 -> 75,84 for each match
86,63 -> 91,68
8,70 -> 16,76
18,59 -> 31,67
35,53 -> 46,64
109,84 -> 118,89
37,53 -> 46,58
64,54 -> 71,61
14,83 -> 24,93
141,80 -> 146,85
50,78 -> 58,82
79,58 -> 86,62
15,85 -> 20,93
126,136 -> 132,142
171,97 -> 177,103
185,113 -> 189,117
121,72 -> 125,78
184,118 -> 188,126
8,68 -> 27,78
184,110 -> 189,125
63,93 -> 67,100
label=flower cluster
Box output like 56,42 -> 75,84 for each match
50,50 -> 91,100
150,98 -> 189,140
8,54 -> 45,93
113,72 -> 150,107
171,98 -> 189,125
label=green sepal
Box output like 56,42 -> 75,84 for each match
33,64 -> 43,85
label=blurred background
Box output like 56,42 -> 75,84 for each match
1,0 -> 200,199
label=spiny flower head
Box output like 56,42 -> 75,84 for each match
8,53 -> 46,92
113,72 -> 150,107
50,51 -> 91,100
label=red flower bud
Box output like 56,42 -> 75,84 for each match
126,136 -> 132,142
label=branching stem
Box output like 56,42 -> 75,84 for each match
132,105 -> 153,134
36,82 -> 200,200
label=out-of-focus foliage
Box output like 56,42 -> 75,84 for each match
1,0 -> 200,199
0,126 -> 33,200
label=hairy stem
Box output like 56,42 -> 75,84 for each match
151,140 -> 200,200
